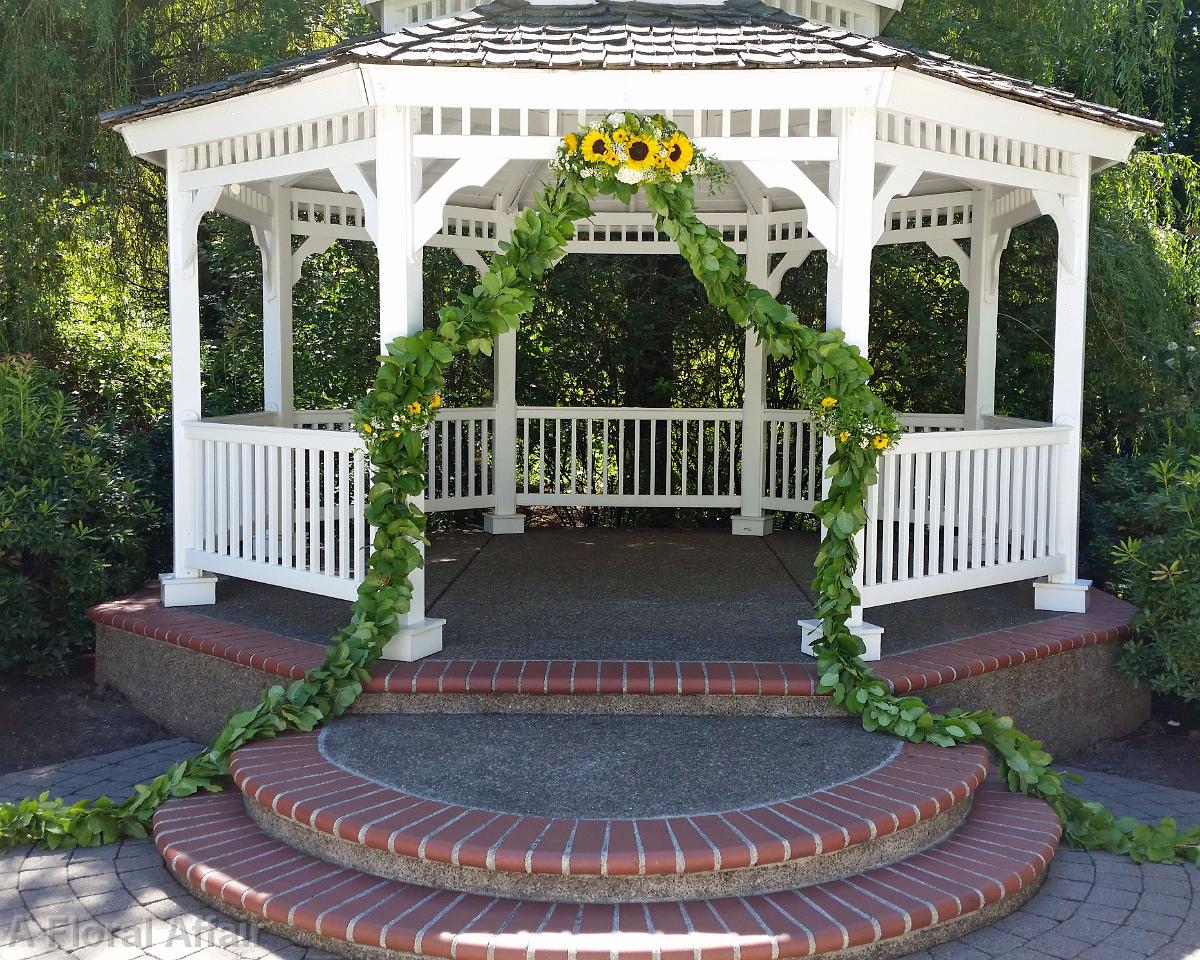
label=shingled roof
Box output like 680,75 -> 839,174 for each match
100,0 -> 1159,134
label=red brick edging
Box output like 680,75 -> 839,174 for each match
154,781 -> 1060,959
230,731 -> 989,876
88,587 -> 1133,698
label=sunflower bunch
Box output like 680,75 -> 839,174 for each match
552,112 -> 726,190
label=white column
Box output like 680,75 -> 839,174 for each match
733,199 -> 773,536
484,196 -> 524,534
1035,160 -> 1093,613
376,105 -> 445,659
160,150 -> 217,606
964,186 -> 999,430
801,106 -> 883,659
262,182 -> 295,426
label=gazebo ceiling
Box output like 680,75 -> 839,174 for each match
100,0 -> 1159,135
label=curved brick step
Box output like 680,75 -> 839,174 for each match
153,780 -> 1059,960
229,729 -> 989,901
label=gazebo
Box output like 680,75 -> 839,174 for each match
101,0 -> 1158,662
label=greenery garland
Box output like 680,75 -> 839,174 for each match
1,114 -> 1197,868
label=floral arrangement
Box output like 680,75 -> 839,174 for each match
552,112 -> 728,196
801,385 -> 895,452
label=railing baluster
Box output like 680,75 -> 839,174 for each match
985,447 -> 1000,566
880,453 -> 896,583
897,452 -> 914,581
352,449 -> 365,581
254,444 -> 266,564
998,446 -> 1012,564
240,443 -> 253,560
265,444 -> 278,565
323,448 -> 335,575
913,450 -> 928,578
338,448 -> 350,578
927,450 -> 943,576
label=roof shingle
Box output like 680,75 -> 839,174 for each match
100,0 -> 1159,134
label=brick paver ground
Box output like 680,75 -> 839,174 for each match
1,743 -> 1197,960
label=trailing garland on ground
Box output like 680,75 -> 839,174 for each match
1,113 -> 1197,865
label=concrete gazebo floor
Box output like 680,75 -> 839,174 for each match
206,527 -> 1059,661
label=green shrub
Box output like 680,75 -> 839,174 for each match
0,356 -> 161,676
1112,441 -> 1200,704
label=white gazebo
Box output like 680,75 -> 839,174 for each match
102,0 -> 1157,662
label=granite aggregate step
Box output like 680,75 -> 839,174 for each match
153,780 -> 1061,960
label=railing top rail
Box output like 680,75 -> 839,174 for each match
887,423 -> 1070,454
517,405 -> 743,418
186,419 -> 364,452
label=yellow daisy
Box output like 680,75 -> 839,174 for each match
562,133 -> 579,154
873,435 -> 890,449
820,396 -> 838,409
624,135 -> 659,170
612,128 -> 631,143
662,132 -> 694,175
361,423 -> 373,433
408,401 -> 422,415
429,394 -> 443,409
838,430 -> 850,442
581,130 -> 615,165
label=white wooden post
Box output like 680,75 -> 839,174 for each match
484,195 -> 524,534
376,105 -> 446,659
733,199 -> 772,536
801,106 -> 883,659
160,149 -> 219,606
261,182 -> 295,427
1034,159 -> 1093,613
964,186 -> 999,430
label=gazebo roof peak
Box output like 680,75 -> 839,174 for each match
362,0 -> 903,36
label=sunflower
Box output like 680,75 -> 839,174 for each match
623,135 -> 659,170
662,131 -> 694,175
581,130 -> 616,165
562,133 -> 579,154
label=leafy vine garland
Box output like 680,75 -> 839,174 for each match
1,114 -> 1197,867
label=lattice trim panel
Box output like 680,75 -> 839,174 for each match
876,111 -> 1075,178
184,109 -> 376,174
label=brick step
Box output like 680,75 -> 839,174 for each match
153,779 -> 1059,960
230,729 -> 990,901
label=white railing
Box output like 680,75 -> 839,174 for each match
182,407 -> 1064,606
516,407 -> 743,507
184,419 -> 370,601
762,410 -> 822,513
860,425 -> 1069,606
426,408 -> 496,511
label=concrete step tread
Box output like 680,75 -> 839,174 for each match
230,730 -> 989,877
153,780 -> 1060,959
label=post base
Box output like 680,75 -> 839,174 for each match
1033,578 -> 1092,613
799,618 -> 884,662
159,573 -> 217,607
381,617 -> 446,661
732,514 -> 774,537
483,512 -> 526,535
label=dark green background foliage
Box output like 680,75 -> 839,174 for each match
0,357 -> 163,675
0,0 -> 1198,688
